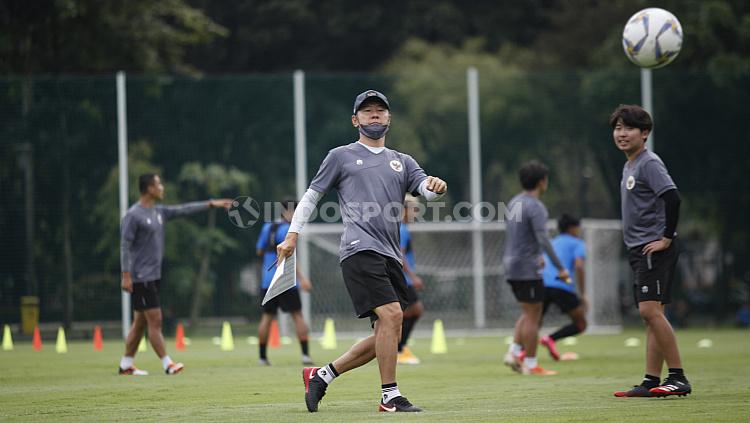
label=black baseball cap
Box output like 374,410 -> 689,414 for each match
353,90 -> 390,114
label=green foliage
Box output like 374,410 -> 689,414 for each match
0,0 -> 227,74
383,39 -> 619,216
91,141 -> 254,318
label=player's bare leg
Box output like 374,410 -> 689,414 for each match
399,301 -> 423,364
520,302 -> 542,359
513,314 -> 524,346
258,313 -> 273,346
568,306 -> 587,334
144,308 -> 167,358
639,301 -> 681,368
333,335 -> 377,373
291,311 -> 309,340
144,307 -> 183,374
520,302 -> 556,375
504,315 -> 525,372
291,310 -> 313,364
372,302 -> 403,384
119,311 -> 148,375
639,301 -> 691,395
540,305 -> 587,361
258,313 -> 273,365
124,311 -> 146,357
645,322 -> 664,377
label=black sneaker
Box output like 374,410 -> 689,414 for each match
379,396 -> 423,412
649,378 -> 692,397
613,385 -> 655,397
302,367 -> 327,412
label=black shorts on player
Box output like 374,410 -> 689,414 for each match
507,279 -> 544,303
404,284 -> 419,307
132,280 -> 161,311
341,251 -> 414,322
628,239 -> 678,306
543,287 -> 581,314
260,287 -> 302,314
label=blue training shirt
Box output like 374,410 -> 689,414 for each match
542,233 -> 586,294
256,221 -> 298,290
399,224 -> 416,286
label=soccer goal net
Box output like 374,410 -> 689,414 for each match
299,219 -> 624,334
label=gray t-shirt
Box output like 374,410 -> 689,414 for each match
120,202 -> 209,282
309,142 -> 427,263
503,193 -> 549,280
620,149 -> 677,248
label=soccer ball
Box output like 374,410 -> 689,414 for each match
622,8 -> 683,69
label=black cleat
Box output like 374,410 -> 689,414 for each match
302,367 -> 327,412
614,385 -> 655,397
650,378 -> 692,397
379,396 -> 423,412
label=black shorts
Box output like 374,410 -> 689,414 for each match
507,279 -> 545,303
260,288 -> 302,314
543,287 -> 581,314
628,239 -> 679,306
341,250 -> 414,320
132,280 -> 161,311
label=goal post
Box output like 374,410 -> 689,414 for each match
301,219 -> 624,334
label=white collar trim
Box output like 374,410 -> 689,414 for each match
357,141 -> 385,154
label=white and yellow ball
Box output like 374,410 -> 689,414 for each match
622,8 -> 683,69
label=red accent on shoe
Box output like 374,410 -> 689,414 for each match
540,335 -> 561,361
303,367 -> 319,394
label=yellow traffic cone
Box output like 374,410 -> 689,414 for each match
430,319 -> 447,354
2,324 -> 13,351
220,321 -> 234,351
55,327 -> 68,354
138,335 -> 147,352
320,318 -> 337,350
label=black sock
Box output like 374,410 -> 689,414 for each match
327,362 -> 339,377
300,339 -> 309,356
668,368 -> 687,382
259,344 -> 267,360
399,316 -> 419,351
641,374 -> 660,388
549,323 -> 582,341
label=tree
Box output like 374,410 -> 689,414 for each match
177,162 -> 252,329
0,0 -> 227,75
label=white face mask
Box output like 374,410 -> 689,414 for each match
358,123 -> 389,140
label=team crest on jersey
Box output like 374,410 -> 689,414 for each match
356,159 -> 363,165
146,218 -> 152,225
389,160 -> 403,172
641,285 -> 648,294
626,175 -> 636,190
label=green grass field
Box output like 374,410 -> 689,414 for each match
1,328 -> 748,422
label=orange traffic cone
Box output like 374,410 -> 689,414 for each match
175,323 -> 186,351
32,326 -> 42,351
269,320 -> 280,348
93,325 -> 103,351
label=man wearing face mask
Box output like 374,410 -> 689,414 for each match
276,90 -> 447,413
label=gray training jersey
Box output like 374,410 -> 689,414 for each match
309,142 -> 427,263
120,202 -> 209,282
620,149 -> 677,248
503,192 -> 549,280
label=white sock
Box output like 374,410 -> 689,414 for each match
381,384 -> 402,404
161,355 -> 173,370
523,356 -> 538,369
510,342 -> 523,357
317,364 -> 337,384
120,356 -> 134,369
